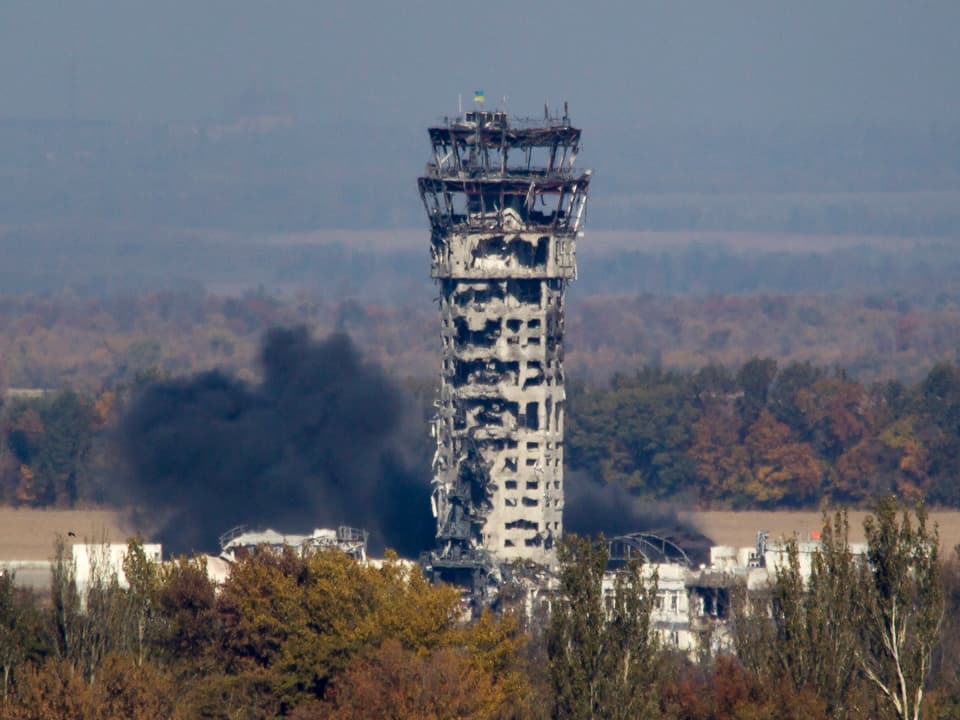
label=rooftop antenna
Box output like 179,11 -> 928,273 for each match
458,93 -> 462,115
544,102 -> 549,120
68,44 -> 78,121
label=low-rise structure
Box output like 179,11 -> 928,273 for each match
217,525 -> 369,563
606,529 -> 870,655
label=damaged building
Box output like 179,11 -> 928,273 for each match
218,525 -> 369,563
418,104 -> 591,575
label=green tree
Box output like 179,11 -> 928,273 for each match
547,534 -> 658,720
566,370 -> 699,497
732,511 -> 873,719
0,571 -> 26,700
928,546 -> 960,719
768,360 -> 823,434
120,538 -> 160,668
859,497 -> 944,720
735,357 -> 778,429
802,511 -> 864,718
47,536 -> 82,672
918,364 -> 960,506
33,392 -> 95,507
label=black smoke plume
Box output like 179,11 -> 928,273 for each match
117,328 -> 434,557
564,472 -> 713,565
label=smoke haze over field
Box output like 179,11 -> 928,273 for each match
118,328 -> 434,557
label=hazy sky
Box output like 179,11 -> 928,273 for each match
2,1 -> 959,130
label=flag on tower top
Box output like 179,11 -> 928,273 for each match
473,89 -> 485,103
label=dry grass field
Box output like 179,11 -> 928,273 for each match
0,508 -> 136,561
2,507 -> 958,564
682,510 -> 960,554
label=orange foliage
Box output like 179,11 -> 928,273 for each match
294,639 -> 504,720
742,410 -> 821,506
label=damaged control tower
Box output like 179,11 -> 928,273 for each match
418,103 -> 591,571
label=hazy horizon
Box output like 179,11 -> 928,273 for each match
3,2 -> 958,129
1,3 -> 959,261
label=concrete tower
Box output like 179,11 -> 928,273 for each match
418,104 -> 591,569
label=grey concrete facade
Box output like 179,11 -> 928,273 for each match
418,107 -> 590,565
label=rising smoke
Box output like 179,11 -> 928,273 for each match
118,326 -> 711,562
564,472 -> 713,565
117,328 -> 434,557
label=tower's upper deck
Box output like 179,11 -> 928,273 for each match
419,106 -> 591,241
423,107 -> 587,180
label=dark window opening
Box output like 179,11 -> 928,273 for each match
453,316 -> 500,348
505,519 -> 538,531
525,401 -> 539,430
452,282 -> 506,306
507,279 -> 542,304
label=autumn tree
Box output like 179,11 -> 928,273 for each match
156,554 -> 219,674
302,639 -> 504,720
0,658 -> 95,720
547,534 -> 659,720
689,403 -> 747,503
0,392 -> 96,507
214,547 -> 462,711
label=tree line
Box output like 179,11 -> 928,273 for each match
0,539 -> 533,719
3,357 -> 960,511
566,359 -> 960,508
0,498 -> 958,719
547,500 -> 959,720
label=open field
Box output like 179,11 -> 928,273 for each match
2,507 -> 958,565
0,508 -> 135,561
683,510 -> 960,554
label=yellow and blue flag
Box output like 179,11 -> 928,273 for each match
473,89 -> 484,103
